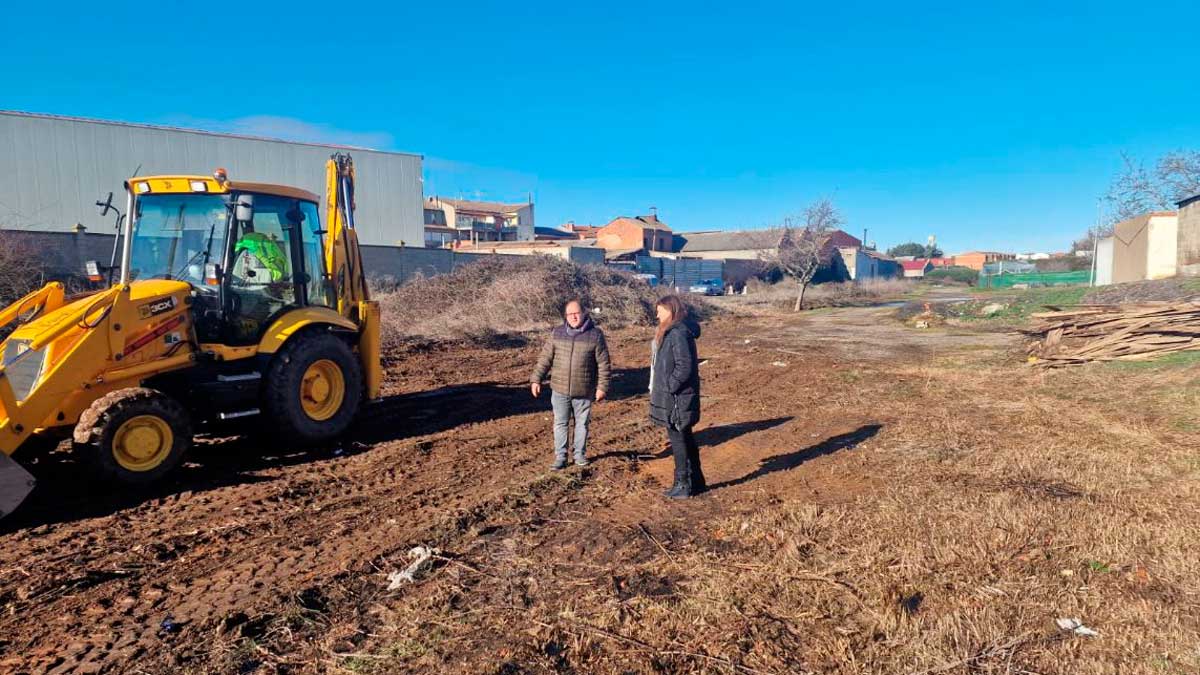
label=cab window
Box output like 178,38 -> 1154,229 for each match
225,195 -> 301,343
298,201 -> 332,307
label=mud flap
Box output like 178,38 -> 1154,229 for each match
0,453 -> 36,519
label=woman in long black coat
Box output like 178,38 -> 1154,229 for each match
649,294 -> 705,498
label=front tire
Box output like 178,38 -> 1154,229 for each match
264,331 -> 363,444
73,388 -> 192,485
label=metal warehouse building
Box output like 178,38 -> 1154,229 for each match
0,111 -> 423,247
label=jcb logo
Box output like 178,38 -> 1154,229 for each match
138,297 -> 177,319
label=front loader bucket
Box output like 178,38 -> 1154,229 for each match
0,453 -> 36,519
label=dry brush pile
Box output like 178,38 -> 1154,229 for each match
374,256 -> 682,345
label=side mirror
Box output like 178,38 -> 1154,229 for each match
235,195 -> 255,222
285,204 -> 305,225
95,192 -> 114,216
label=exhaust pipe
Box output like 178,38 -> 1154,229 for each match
0,453 -> 36,519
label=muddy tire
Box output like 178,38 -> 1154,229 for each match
73,388 -> 192,485
263,331 -> 362,444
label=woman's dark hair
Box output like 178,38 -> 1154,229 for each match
654,294 -> 687,345
563,297 -> 585,314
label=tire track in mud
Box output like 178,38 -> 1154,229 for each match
3,412 -> 561,673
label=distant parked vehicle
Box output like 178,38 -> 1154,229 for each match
688,278 -> 724,296
633,273 -> 660,287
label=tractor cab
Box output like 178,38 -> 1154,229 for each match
121,173 -> 333,345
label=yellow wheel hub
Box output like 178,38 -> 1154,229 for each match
113,415 -> 174,472
301,359 -> 345,421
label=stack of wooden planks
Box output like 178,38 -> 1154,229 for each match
1025,301 -> 1200,367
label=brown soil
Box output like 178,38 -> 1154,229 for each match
2,304 -> 1197,674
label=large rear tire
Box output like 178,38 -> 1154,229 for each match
264,331 -> 362,444
73,388 -> 192,485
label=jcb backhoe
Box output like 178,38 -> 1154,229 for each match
0,154 -> 381,518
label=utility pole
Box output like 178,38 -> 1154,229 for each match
1090,197 -> 1101,286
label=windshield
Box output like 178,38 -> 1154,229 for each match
129,193 -> 228,285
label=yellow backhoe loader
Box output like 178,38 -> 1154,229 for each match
0,154 -> 381,518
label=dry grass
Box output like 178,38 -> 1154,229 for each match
177,297 -> 1200,674
738,278 -> 912,311
336,319 -> 1200,674
1083,278 -> 1200,305
373,256 -> 686,344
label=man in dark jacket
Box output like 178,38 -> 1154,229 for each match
531,299 -> 612,469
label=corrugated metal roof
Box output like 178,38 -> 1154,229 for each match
0,109 -> 421,157
0,111 -> 424,246
676,228 -> 784,252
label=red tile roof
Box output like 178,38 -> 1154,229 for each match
901,259 -> 932,271
427,197 -> 528,216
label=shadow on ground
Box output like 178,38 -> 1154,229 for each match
5,372 -> 659,532
591,416 -> 794,463
710,423 -> 883,491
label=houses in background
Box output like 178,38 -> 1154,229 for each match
668,228 -> 899,286
594,213 -> 674,257
840,248 -> 903,281
420,196 -> 969,290
671,228 -> 804,287
423,196 -> 535,247
901,259 -> 934,278
951,251 -> 1017,271
1093,199 -> 1200,286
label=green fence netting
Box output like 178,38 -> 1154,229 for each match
979,270 -> 1091,288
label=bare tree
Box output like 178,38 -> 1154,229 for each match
1157,151 -> 1200,204
760,198 -> 844,312
1104,150 -> 1200,225
0,230 -> 45,306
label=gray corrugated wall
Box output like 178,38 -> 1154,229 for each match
0,112 -> 423,246
635,256 -> 724,288
568,247 -> 605,266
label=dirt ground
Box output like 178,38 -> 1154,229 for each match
2,297 -> 1198,674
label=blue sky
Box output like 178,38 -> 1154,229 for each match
4,1 -> 1198,253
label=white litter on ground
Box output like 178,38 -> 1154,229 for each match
386,545 -> 441,589
1056,617 -> 1099,637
